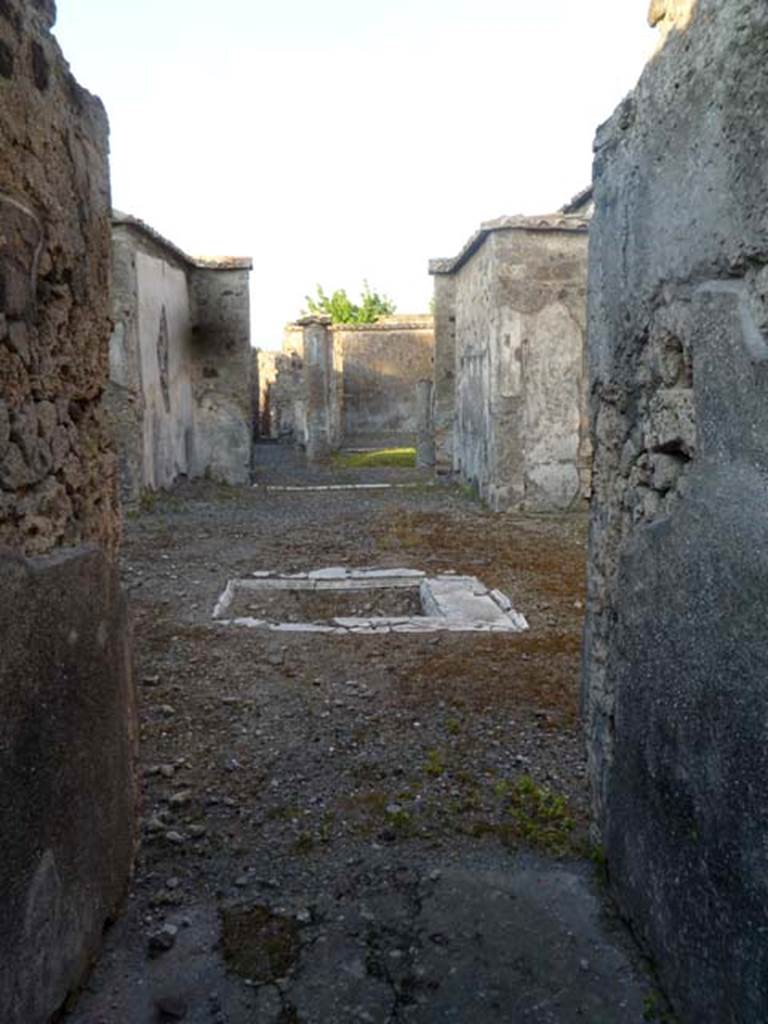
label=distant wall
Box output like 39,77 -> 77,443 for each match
264,318 -> 434,450
271,348 -> 306,444
254,349 -> 278,438
334,317 -> 434,446
583,2 -> 768,1020
108,215 -> 252,503
430,216 -> 590,511
0,3 -> 137,1021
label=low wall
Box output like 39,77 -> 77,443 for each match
108,215 -> 252,503
583,1 -> 768,1020
430,215 -> 590,511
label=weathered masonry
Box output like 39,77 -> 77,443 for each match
0,4 -> 137,1022
334,316 -> 434,447
263,316 -> 434,453
583,1 -> 768,1021
108,213 -> 252,504
253,348 -> 278,439
429,212 -> 590,511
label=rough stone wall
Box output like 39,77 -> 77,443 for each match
270,348 -> 306,444
107,216 -> 252,501
583,2 -> 768,1020
333,317 -> 435,447
432,276 -> 457,472
0,0 -> 118,557
254,348 -> 278,438
430,217 -> 590,511
0,5 -> 137,1021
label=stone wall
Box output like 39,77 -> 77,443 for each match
279,316 -> 344,460
189,251 -> 253,486
333,316 -> 435,447
263,318 -> 434,451
430,215 -> 590,511
432,276 -> 457,472
254,348 -> 278,438
271,347 -> 306,444
108,214 -> 252,504
0,4 -> 118,557
583,1 -> 768,1020
0,4 -> 137,1021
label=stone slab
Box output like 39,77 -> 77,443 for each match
0,546 -> 137,1023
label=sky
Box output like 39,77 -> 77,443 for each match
54,1 -> 655,347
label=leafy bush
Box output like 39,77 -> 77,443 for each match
303,280 -> 396,324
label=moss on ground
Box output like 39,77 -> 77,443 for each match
333,447 -> 416,469
220,904 -> 300,982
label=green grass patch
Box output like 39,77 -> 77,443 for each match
499,774 -> 577,856
333,447 -> 416,469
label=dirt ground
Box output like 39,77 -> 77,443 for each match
66,450 -> 666,1024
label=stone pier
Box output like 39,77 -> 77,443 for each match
430,211 -> 591,511
583,1 -> 768,1020
297,315 -> 343,462
415,379 -> 436,468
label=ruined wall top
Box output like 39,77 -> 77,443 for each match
294,314 -> 332,327
285,315 -> 433,339
428,213 -> 589,276
560,186 -> 594,217
331,315 -> 434,333
112,211 -> 253,272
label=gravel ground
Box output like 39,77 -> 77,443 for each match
65,448 -> 668,1024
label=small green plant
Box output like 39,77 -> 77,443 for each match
446,718 -> 461,736
642,992 -> 677,1023
590,843 -> 609,886
458,481 -> 480,503
502,775 -> 576,856
318,811 -> 335,844
293,831 -> 315,855
138,489 -> 158,513
423,749 -> 446,778
386,806 -> 413,832
493,779 -> 511,799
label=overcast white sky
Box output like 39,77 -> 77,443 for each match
54,1 -> 655,346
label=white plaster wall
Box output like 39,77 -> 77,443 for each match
135,251 -> 194,491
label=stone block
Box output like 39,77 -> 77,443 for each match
0,546 -> 137,1023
